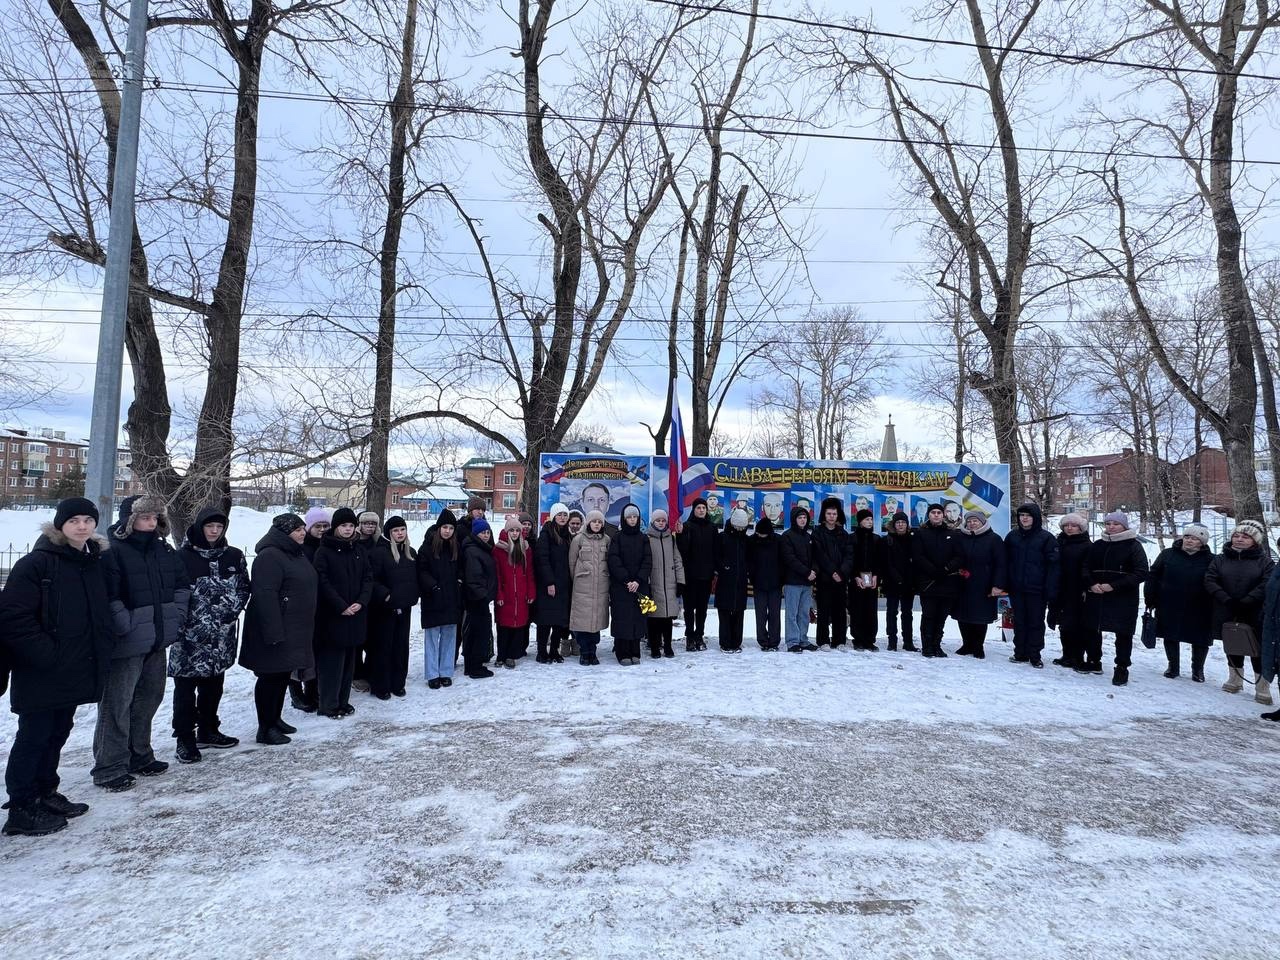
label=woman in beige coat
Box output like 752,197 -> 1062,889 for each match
569,510 -> 610,666
646,508 -> 685,659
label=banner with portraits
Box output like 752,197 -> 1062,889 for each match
540,453 -> 1011,534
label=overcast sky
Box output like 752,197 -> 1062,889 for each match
8,0 -> 1280,467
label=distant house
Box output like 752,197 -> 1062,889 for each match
0,426 -> 142,503
1168,446 -> 1275,518
1033,449 -> 1151,516
300,475 -> 418,513
400,484 -> 471,517
462,457 -> 526,513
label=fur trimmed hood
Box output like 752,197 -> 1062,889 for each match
39,521 -> 110,553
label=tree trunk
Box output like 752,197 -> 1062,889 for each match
367,0 -> 419,515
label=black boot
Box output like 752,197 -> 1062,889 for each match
274,719 -> 298,735
663,638 -> 675,658
1191,645 -> 1207,683
649,644 -> 662,659
256,726 -> 291,746
289,679 -> 317,713
2,801 -> 67,837
903,638 -> 918,652
1163,641 -> 1180,679
40,791 -> 88,819
175,736 -> 202,765
887,637 -> 898,651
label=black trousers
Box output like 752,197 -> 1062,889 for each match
815,579 -> 848,646
5,707 -> 76,806
885,592 -> 914,641
1059,622 -> 1097,664
316,646 -> 357,712
684,579 -> 712,641
1011,594 -> 1048,658
719,608 -> 745,650
848,586 -> 879,647
368,609 -> 413,695
754,588 -> 782,648
253,672 -> 291,732
497,624 -> 530,661
1111,633 -> 1135,668
1164,640 -> 1209,674
463,604 -> 493,674
614,633 -> 642,662
647,617 -> 674,653
957,621 -> 988,651
537,623 -> 568,658
919,596 -> 953,648
171,673 -> 226,738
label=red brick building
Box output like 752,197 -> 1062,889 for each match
0,427 -> 143,503
461,457 -> 526,513
1034,449 -> 1150,516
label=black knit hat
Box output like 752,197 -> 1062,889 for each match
383,515 -> 407,536
436,508 -> 458,527
331,507 -> 358,528
272,512 -> 305,534
856,508 -> 874,523
55,496 -> 99,530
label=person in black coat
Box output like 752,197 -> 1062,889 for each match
676,497 -> 718,651
169,505 -> 250,763
366,516 -> 420,700
1205,520 -> 1275,702
312,509 -> 374,717
911,503 -> 965,658
747,517 -> 783,650
1003,502 -> 1059,668
286,506 -> 331,714
716,509 -> 751,652
1144,522 -> 1214,683
952,511 -> 1008,659
1082,511 -> 1149,686
1048,514 -> 1095,670
847,509 -> 885,651
533,505 -> 572,663
417,510 -> 462,688
882,511 -> 916,651
811,496 -> 852,648
460,518 -> 498,679
93,496 -> 191,791
779,505 -> 817,651
238,514 -> 318,745
1,499 -> 113,837
607,505 -> 653,664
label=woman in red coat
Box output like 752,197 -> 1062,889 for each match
494,515 -> 535,669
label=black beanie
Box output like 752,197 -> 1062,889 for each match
436,508 -> 458,527
383,516 -> 407,537
856,508 -> 874,523
331,507 -> 358,528
272,512 -> 305,534
55,497 -> 99,530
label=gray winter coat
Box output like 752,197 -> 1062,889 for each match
105,524 -> 192,660
569,530 -> 611,633
646,528 -> 685,619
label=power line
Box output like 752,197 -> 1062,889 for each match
5,76 -> 1280,168
644,0 -> 1280,83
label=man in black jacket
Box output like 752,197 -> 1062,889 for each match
780,506 -> 817,651
883,511 -> 916,651
911,503 -> 964,658
1004,502 -> 1059,669
92,496 -> 191,791
2,498 -> 114,836
676,498 -> 718,651
811,497 -> 852,648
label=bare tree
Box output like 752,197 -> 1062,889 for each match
1081,0 -> 1280,519
795,0 -> 1095,502
1015,330 -> 1080,506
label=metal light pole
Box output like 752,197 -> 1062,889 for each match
85,0 -> 149,516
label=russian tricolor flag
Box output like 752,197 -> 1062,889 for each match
669,382 -> 713,519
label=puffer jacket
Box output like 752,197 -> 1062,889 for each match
1144,541 -> 1214,647
607,523 -> 652,642
1261,565 -> 1280,682
1004,503 -> 1059,600
1082,533 -> 1149,636
168,506 -> 250,678
494,531 -> 535,629
646,526 -> 685,618
779,507 -> 813,587
569,529 -> 610,633
747,520 -> 783,593
715,526 -> 750,613
882,526 -> 914,597
953,525 -> 1007,624
239,527 -> 318,676
105,520 -> 192,659
1049,531 -> 1092,630
0,523 -> 114,713
911,522 -> 965,598
313,532 -> 374,648
416,532 -> 462,629
676,512 -> 719,581
1205,543 -> 1275,641
533,521 -> 572,627
461,537 -> 498,607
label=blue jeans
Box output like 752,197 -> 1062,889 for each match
783,584 -> 811,649
423,625 -> 457,680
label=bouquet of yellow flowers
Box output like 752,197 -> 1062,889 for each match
637,594 -> 657,615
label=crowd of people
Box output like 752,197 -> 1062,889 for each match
3,492 -> 1280,839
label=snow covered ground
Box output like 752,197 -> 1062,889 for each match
3,608 -> 1279,959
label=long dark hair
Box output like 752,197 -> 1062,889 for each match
430,527 -> 458,560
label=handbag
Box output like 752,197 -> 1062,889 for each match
1139,610 -> 1158,650
1221,621 -> 1260,659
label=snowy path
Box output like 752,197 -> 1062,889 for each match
3,619 -> 1279,959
